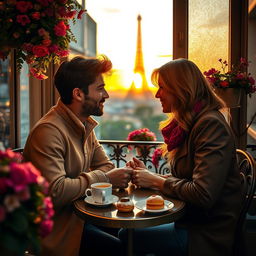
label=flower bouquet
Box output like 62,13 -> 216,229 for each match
127,128 -> 157,157
127,128 -> 156,142
0,149 -> 54,255
0,0 -> 86,80
204,58 -> 256,96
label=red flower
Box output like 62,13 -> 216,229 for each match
32,45 -> 49,57
78,9 -> 86,19
56,49 -> 69,57
16,1 -> 33,13
48,44 -> 59,53
16,14 -> 31,26
31,12 -> 40,20
29,68 -> 48,80
54,21 -> 67,36
152,148 -> 163,168
220,81 -> 229,88
42,39 -> 52,47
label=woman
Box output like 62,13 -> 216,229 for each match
121,59 -> 243,256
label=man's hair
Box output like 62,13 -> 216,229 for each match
54,55 -> 112,104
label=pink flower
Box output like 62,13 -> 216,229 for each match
54,21 -> 67,36
0,206 -> 6,222
127,128 -> 156,141
16,15 -> 31,26
40,219 -> 54,237
43,197 -> 54,218
25,162 -> 41,183
16,1 -> 33,13
9,162 -> 30,192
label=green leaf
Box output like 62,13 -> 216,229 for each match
5,209 -> 29,234
1,232 -> 28,256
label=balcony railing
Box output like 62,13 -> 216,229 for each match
99,140 -> 171,175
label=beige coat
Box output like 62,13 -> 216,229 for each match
23,99 -> 114,256
162,110 -> 243,256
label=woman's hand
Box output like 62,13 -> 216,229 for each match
132,167 -> 165,190
126,157 -> 146,169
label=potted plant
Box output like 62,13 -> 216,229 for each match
0,149 -> 54,255
0,0 -> 85,80
127,128 -> 156,157
204,58 -> 256,108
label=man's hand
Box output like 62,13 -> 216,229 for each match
106,167 -> 133,188
132,167 -> 165,190
126,157 -> 146,169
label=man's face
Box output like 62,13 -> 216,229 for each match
81,75 -> 109,117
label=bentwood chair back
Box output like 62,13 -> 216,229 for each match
233,149 -> 256,256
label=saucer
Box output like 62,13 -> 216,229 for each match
84,195 -> 119,207
135,199 -> 174,213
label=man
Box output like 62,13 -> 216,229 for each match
23,56 -> 132,256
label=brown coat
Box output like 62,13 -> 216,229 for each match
162,110 -> 243,256
23,99 -> 114,256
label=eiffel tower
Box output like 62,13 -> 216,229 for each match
126,15 -> 153,101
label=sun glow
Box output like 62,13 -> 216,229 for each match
133,73 -> 143,89
86,0 -> 173,91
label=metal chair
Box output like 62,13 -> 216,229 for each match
233,149 -> 256,256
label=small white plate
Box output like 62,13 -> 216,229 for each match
135,199 -> 174,213
84,195 -> 119,207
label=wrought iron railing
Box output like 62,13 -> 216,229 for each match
99,140 -> 171,175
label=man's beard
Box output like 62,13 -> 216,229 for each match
81,96 -> 104,117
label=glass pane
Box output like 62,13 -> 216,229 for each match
20,64 -> 30,147
84,0 -> 173,141
247,6 -> 256,156
188,0 -> 229,73
0,59 -> 10,149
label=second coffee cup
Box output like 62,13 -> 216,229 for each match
85,182 -> 112,204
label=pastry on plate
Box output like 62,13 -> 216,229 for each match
146,195 -> 164,210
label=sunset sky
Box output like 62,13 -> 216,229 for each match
86,0 -> 173,90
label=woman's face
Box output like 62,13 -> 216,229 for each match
155,77 -> 176,113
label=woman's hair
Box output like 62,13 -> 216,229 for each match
54,55 -> 112,104
151,58 -> 226,158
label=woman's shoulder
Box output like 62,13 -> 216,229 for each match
194,110 -> 227,127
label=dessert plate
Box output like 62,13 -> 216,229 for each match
84,195 -> 119,207
135,199 -> 174,213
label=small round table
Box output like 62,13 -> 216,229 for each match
74,185 -> 186,256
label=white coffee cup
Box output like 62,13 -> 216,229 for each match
85,182 -> 112,204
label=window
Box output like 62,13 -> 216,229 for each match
0,59 -> 10,148
85,0 -> 173,141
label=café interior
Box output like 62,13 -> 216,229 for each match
0,0 -> 256,255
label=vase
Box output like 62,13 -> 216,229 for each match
214,88 -> 244,108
